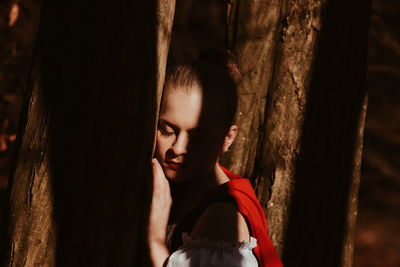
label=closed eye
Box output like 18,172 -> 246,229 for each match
159,128 -> 175,137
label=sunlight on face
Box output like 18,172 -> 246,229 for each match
155,89 -> 226,182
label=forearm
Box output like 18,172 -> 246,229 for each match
149,240 -> 170,267
148,159 -> 172,266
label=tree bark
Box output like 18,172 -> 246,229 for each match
225,0 -> 370,266
223,0 -> 283,178
0,0 -> 175,266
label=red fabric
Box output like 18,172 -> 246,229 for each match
170,166 -> 283,267
217,165 -> 283,267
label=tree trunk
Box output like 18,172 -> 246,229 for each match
0,0 -> 175,266
224,0 -> 370,266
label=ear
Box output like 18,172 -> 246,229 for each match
222,125 -> 238,153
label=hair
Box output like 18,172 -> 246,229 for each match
163,48 -> 241,130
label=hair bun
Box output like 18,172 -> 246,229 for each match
198,47 -> 241,83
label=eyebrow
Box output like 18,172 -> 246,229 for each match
158,119 -> 178,129
158,118 -> 209,133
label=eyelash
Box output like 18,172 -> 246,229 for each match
158,125 -> 208,142
159,127 -> 175,137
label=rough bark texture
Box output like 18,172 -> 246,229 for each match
256,0 -> 324,254
222,0 -> 283,178
225,0 -> 370,266
0,0 -> 175,266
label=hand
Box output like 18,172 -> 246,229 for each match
147,158 -> 172,245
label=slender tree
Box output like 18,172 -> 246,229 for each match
224,0 -> 370,266
1,0 -> 370,266
0,0 -> 175,266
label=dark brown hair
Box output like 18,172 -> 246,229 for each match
163,48 -> 240,129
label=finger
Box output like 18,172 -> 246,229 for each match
152,158 -> 166,181
152,158 -> 161,171
151,158 -> 167,196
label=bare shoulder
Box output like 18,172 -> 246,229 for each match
190,202 -> 251,244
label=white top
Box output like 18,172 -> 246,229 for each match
166,232 -> 259,267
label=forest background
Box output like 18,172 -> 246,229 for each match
0,0 -> 398,266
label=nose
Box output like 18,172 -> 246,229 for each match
170,132 -> 188,156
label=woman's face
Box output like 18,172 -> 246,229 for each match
155,89 -> 228,183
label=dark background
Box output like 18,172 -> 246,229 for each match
0,0 -> 398,266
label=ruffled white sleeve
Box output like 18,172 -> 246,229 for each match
166,233 -> 259,267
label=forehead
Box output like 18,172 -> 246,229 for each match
160,89 -> 224,132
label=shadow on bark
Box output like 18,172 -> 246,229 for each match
35,1 -> 158,265
282,0 -> 370,266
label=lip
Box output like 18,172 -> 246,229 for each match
165,161 -> 185,170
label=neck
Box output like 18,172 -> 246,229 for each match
169,163 -> 230,223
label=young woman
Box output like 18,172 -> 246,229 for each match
147,48 -> 282,267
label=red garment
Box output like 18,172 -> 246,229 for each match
170,166 -> 283,267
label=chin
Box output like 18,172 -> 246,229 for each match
164,168 -> 189,183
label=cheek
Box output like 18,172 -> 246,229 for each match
155,135 -> 171,158
188,140 -> 223,163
